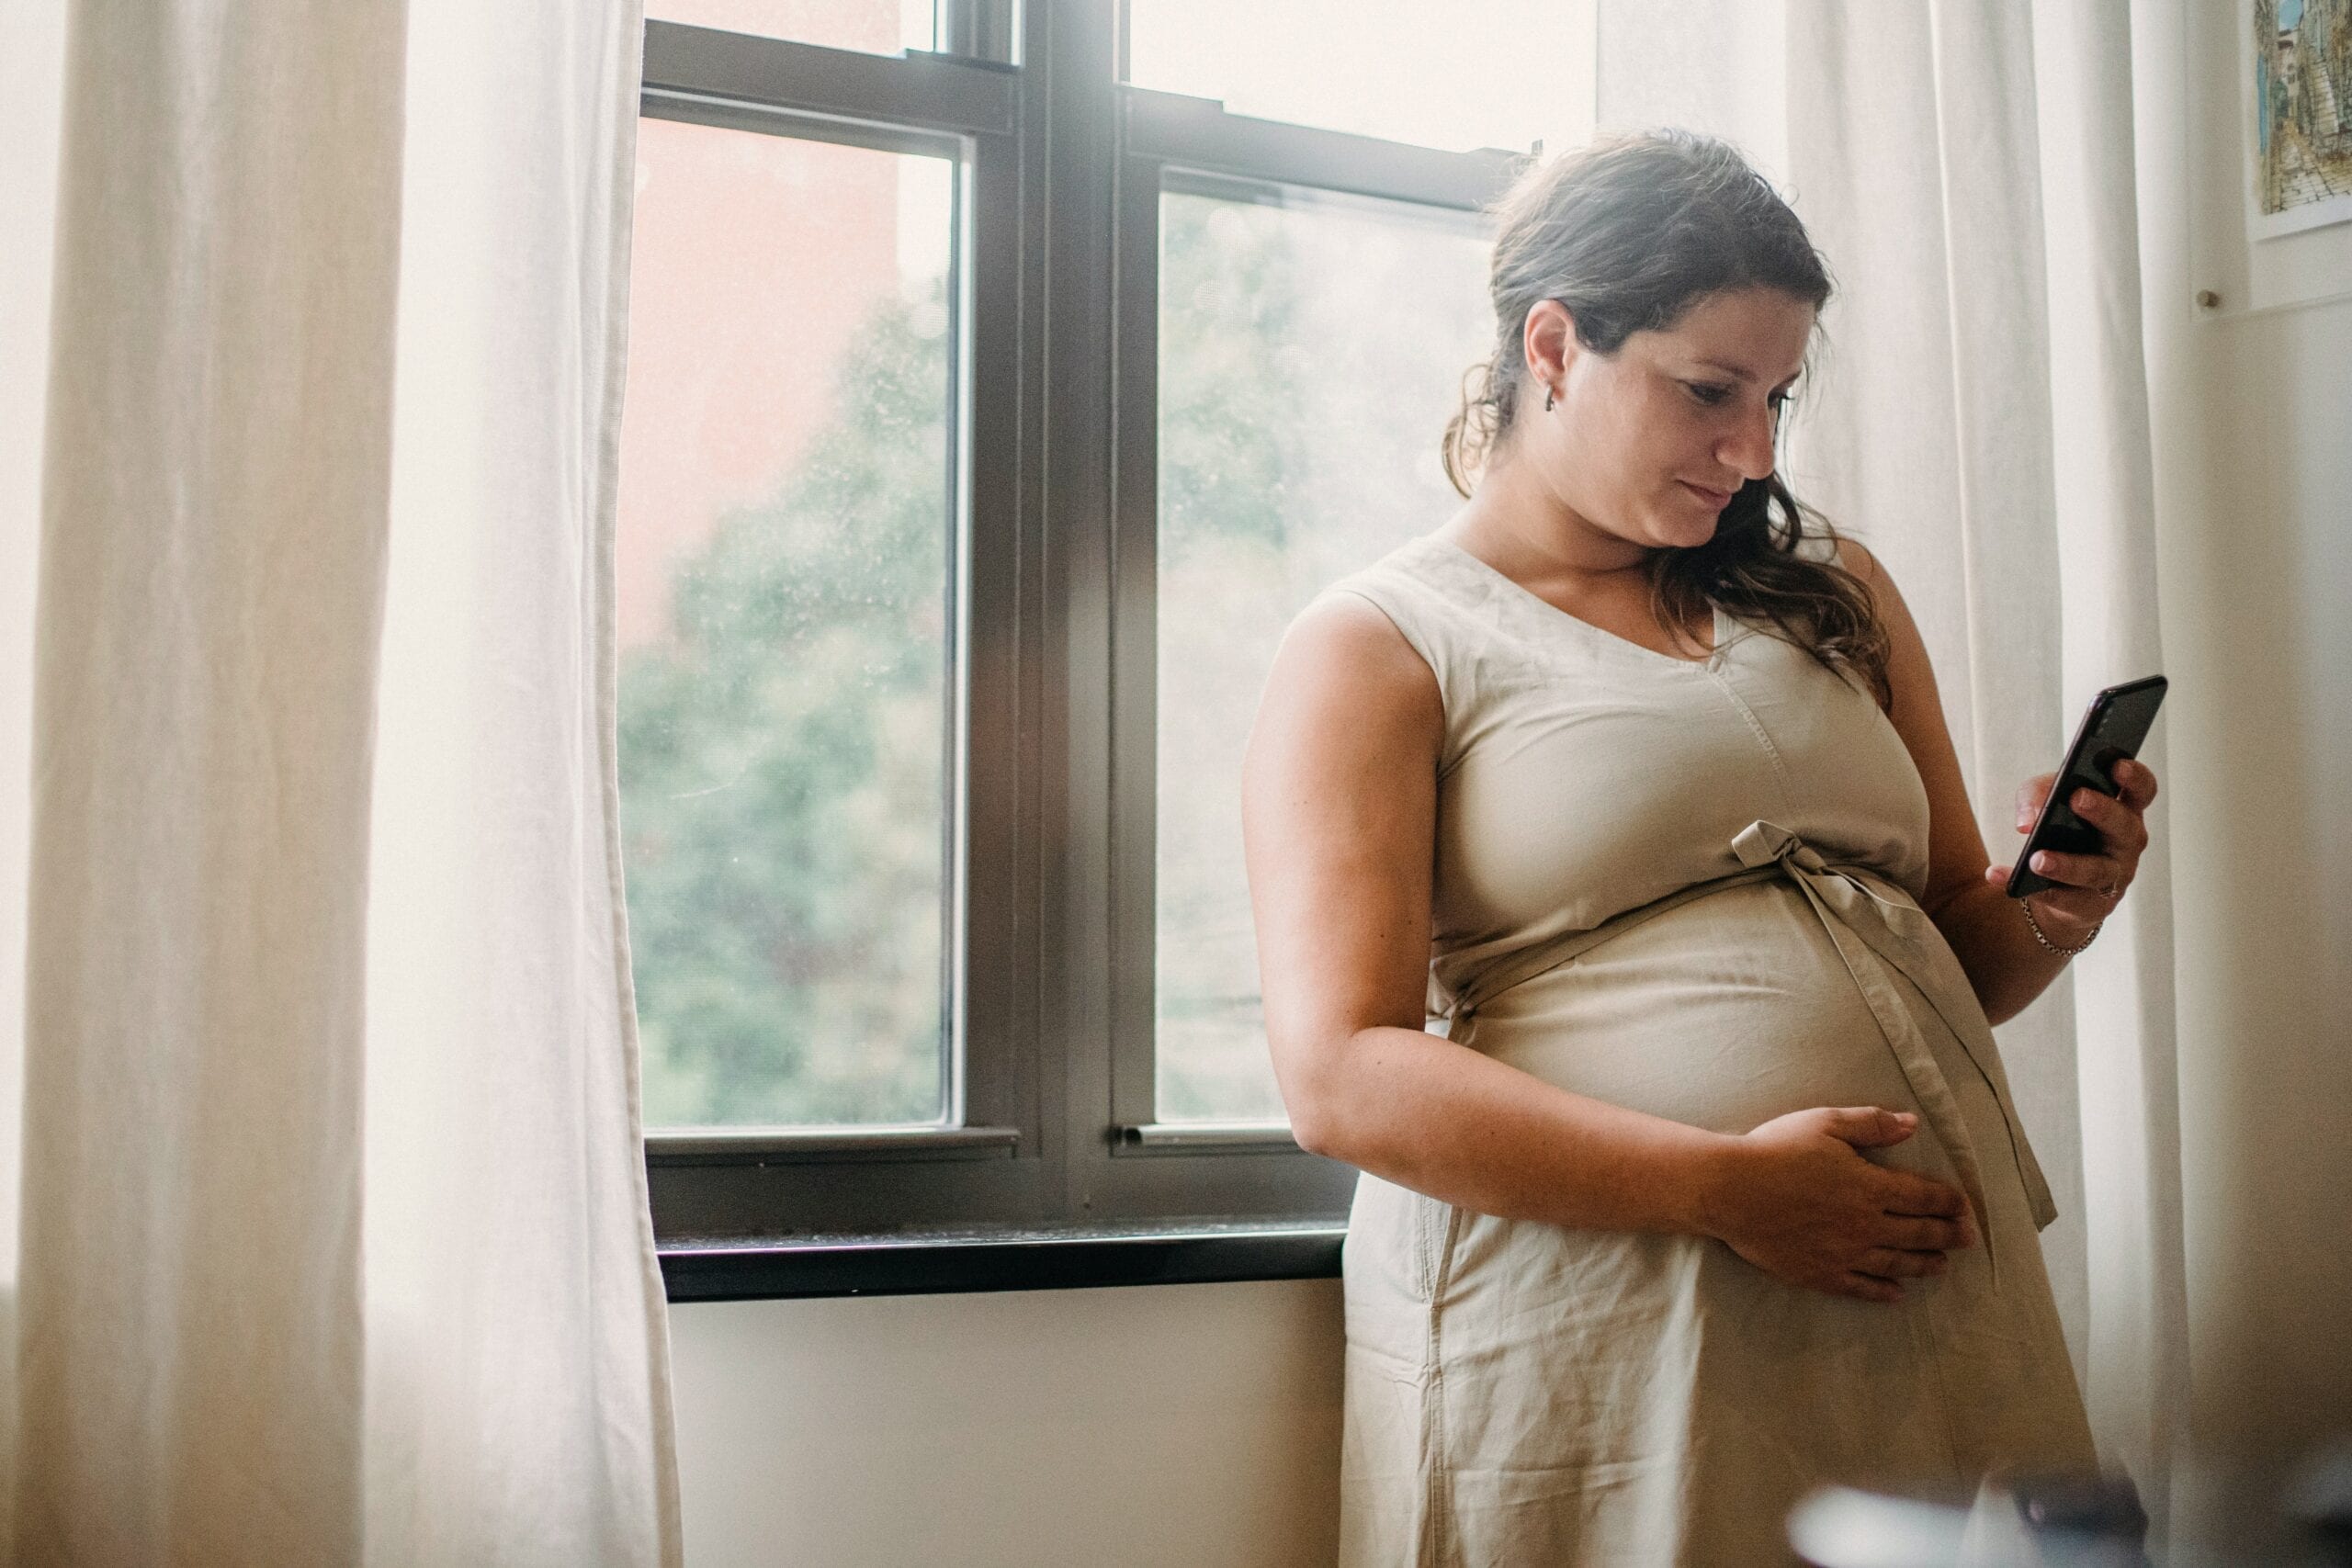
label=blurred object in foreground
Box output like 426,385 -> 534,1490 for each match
1789,1475 -> 2147,1568
2289,1437 -> 2352,1567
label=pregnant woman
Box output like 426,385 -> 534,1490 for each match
1241,130 -> 2157,1565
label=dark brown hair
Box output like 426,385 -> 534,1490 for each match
1443,130 -> 1889,705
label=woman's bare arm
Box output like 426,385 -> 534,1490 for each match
1243,593 -> 1973,1303
1837,539 -> 2154,1025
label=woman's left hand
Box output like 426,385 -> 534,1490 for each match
1982,758 -> 2159,939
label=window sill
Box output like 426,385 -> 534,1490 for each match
647,1124 -> 1021,1165
658,1215 -> 1347,1302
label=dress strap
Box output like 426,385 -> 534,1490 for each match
1427,864 -> 1783,1027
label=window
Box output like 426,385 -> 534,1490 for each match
620,118 -> 960,1134
649,0 -> 941,62
1148,181 -> 1493,1128
1124,0 -> 1592,153
623,2 -> 1592,1285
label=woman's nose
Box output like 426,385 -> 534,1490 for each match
1720,405 -> 1777,481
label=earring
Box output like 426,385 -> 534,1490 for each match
1544,386 -> 1556,412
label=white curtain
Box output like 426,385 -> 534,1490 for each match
1600,0 -> 2188,1537
0,1 -> 681,1563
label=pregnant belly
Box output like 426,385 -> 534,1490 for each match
1456,879 -> 1948,1150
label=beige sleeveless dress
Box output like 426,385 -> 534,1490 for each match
1326,534 -> 2096,1567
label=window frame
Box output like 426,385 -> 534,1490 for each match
1106,97 -> 1521,1156
635,5 -> 1533,1293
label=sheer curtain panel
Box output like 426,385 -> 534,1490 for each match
0,3 -> 682,1564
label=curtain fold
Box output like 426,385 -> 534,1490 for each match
0,1 -> 679,1562
361,0 -> 679,1560
11,4 -> 407,1556
2030,0 -> 2191,1532
1598,0 -> 2189,1529
0,0 -> 71,1555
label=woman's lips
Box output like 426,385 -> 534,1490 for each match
1681,480 -> 1736,510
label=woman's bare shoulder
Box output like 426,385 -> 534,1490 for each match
1826,532 -> 1881,584
1276,592 -> 1441,707
1824,535 -> 1922,643
1252,592 -> 1443,762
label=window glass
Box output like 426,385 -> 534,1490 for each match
1154,183 -> 1491,1122
618,116 -> 960,1129
1125,0 -> 1592,154
650,0 -> 935,58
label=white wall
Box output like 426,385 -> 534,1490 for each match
2161,292 -> 2352,1543
2135,0 -> 2352,1549
668,1280 -> 1343,1568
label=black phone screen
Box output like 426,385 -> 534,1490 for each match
2006,674 -> 2167,898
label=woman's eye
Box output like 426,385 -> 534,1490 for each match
1684,382 -> 1732,406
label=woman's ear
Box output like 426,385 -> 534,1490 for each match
1521,299 -> 1578,401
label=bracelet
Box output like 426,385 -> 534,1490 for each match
2021,897 -> 2101,957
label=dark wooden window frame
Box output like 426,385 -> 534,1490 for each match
637,5 -> 1521,1300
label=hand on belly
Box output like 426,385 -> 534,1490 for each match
1692,1104 -> 1977,1304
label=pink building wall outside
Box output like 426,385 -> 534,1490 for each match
618,0 -> 909,649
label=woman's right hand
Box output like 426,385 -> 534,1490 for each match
1698,1106 -> 1977,1303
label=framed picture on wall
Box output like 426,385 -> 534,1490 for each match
2245,0 -> 2352,240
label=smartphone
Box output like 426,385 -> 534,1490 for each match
2006,674 -> 2168,898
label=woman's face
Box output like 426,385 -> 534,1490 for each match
1521,286 -> 1815,558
